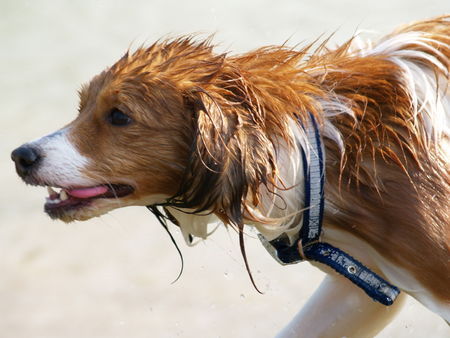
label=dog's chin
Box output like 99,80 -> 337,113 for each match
43,185 -> 169,222
45,199 -> 124,223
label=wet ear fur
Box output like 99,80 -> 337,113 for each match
179,70 -> 286,225
179,88 -> 248,226
180,88 -> 267,293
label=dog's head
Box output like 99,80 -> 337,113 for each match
11,37 -> 302,224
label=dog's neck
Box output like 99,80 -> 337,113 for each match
167,117 -> 311,245
165,113 -> 450,320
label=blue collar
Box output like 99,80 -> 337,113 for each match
258,113 -> 400,306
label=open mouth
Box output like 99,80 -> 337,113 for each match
44,184 -> 134,217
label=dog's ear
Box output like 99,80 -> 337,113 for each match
178,88 -> 247,226
182,88 -> 270,293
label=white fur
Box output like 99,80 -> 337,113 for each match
29,128 -> 94,187
358,32 -> 450,143
166,207 -> 220,245
277,274 -> 407,338
247,119 -> 305,243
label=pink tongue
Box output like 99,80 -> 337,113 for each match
66,186 -> 108,199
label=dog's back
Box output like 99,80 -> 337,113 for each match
316,16 -> 450,313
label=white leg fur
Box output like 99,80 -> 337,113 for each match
276,274 -> 406,338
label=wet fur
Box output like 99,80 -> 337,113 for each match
27,15 -> 450,334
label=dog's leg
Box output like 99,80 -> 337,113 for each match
276,274 -> 406,338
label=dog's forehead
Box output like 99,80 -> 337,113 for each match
78,70 -> 114,110
80,55 -> 158,106
78,66 -> 147,113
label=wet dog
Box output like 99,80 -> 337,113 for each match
12,16 -> 450,337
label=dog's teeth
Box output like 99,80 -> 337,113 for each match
47,186 -> 57,195
60,190 -> 69,201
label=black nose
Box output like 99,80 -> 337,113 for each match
11,145 -> 40,177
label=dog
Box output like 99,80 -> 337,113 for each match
11,16 -> 450,337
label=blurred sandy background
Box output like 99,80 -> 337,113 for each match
1,1 -> 449,337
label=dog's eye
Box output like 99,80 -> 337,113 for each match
108,108 -> 132,126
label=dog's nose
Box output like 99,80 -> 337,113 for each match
11,145 -> 40,177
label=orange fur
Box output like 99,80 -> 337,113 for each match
72,17 -> 450,302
